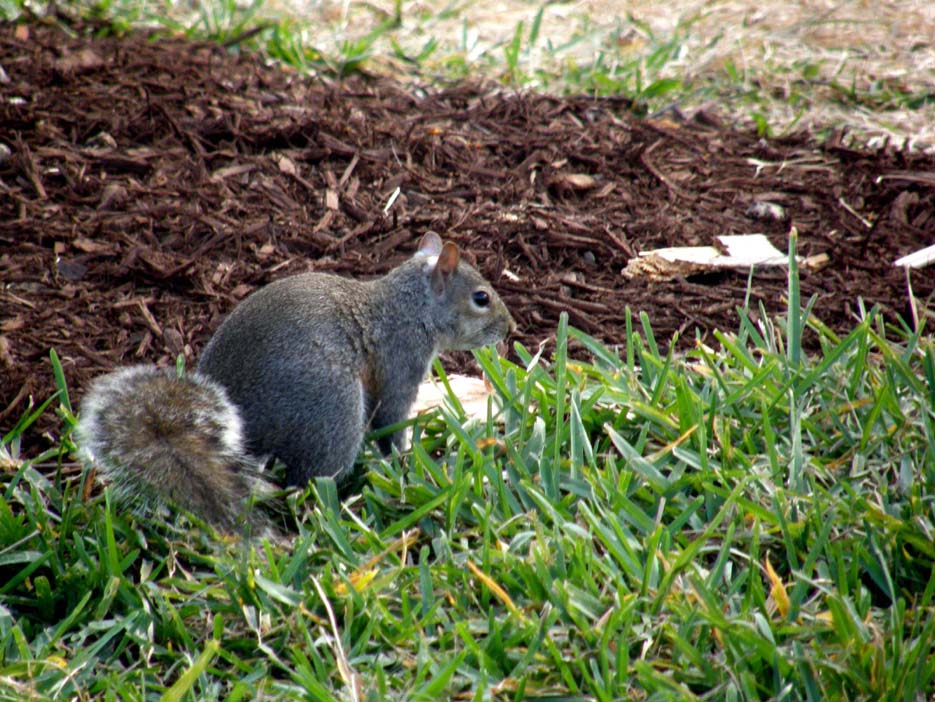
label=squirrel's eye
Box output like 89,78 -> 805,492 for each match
472,290 -> 491,308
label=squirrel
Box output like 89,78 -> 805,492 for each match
75,232 -> 515,528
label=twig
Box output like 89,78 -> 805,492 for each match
838,197 -> 873,229
221,22 -> 275,49
603,225 -> 635,258
640,139 -> 693,200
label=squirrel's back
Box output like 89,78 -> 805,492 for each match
75,366 -> 255,528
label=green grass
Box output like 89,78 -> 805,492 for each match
0,0 -> 762,119
3,248 -> 935,700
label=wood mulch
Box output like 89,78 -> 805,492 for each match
2,22 -> 933,451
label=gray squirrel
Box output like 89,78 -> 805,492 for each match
75,232 -> 515,527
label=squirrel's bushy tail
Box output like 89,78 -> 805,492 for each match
75,366 -> 255,528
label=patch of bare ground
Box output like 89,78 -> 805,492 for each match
270,0 -> 935,150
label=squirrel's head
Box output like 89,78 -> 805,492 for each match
414,231 -> 515,351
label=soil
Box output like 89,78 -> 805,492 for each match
2,22 -> 934,451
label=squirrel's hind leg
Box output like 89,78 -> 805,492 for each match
264,371 -> 367,489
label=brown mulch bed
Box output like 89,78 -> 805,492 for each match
2,22 -> 934,451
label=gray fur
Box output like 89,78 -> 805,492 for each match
75,234 -> 514,526
197,235 -> 514,486
75,365 -> 255,527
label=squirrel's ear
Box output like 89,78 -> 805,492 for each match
416,231 -> 443,257
437,242 -> 460,272
430,242 -> 460,293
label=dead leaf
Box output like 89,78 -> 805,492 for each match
764,557 -> 790,619
73,237 -> 112,254
0,335 -> 14,368
746,201 -> 786,221
210,163 -> 256,181
275,154 -> 297,176
56,48 -> 104,73
894,244 -> 935,269
557,173 -> 598,190
411,374 -> 499,421
0,315 -> 25,331
624,234 -> 791,280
